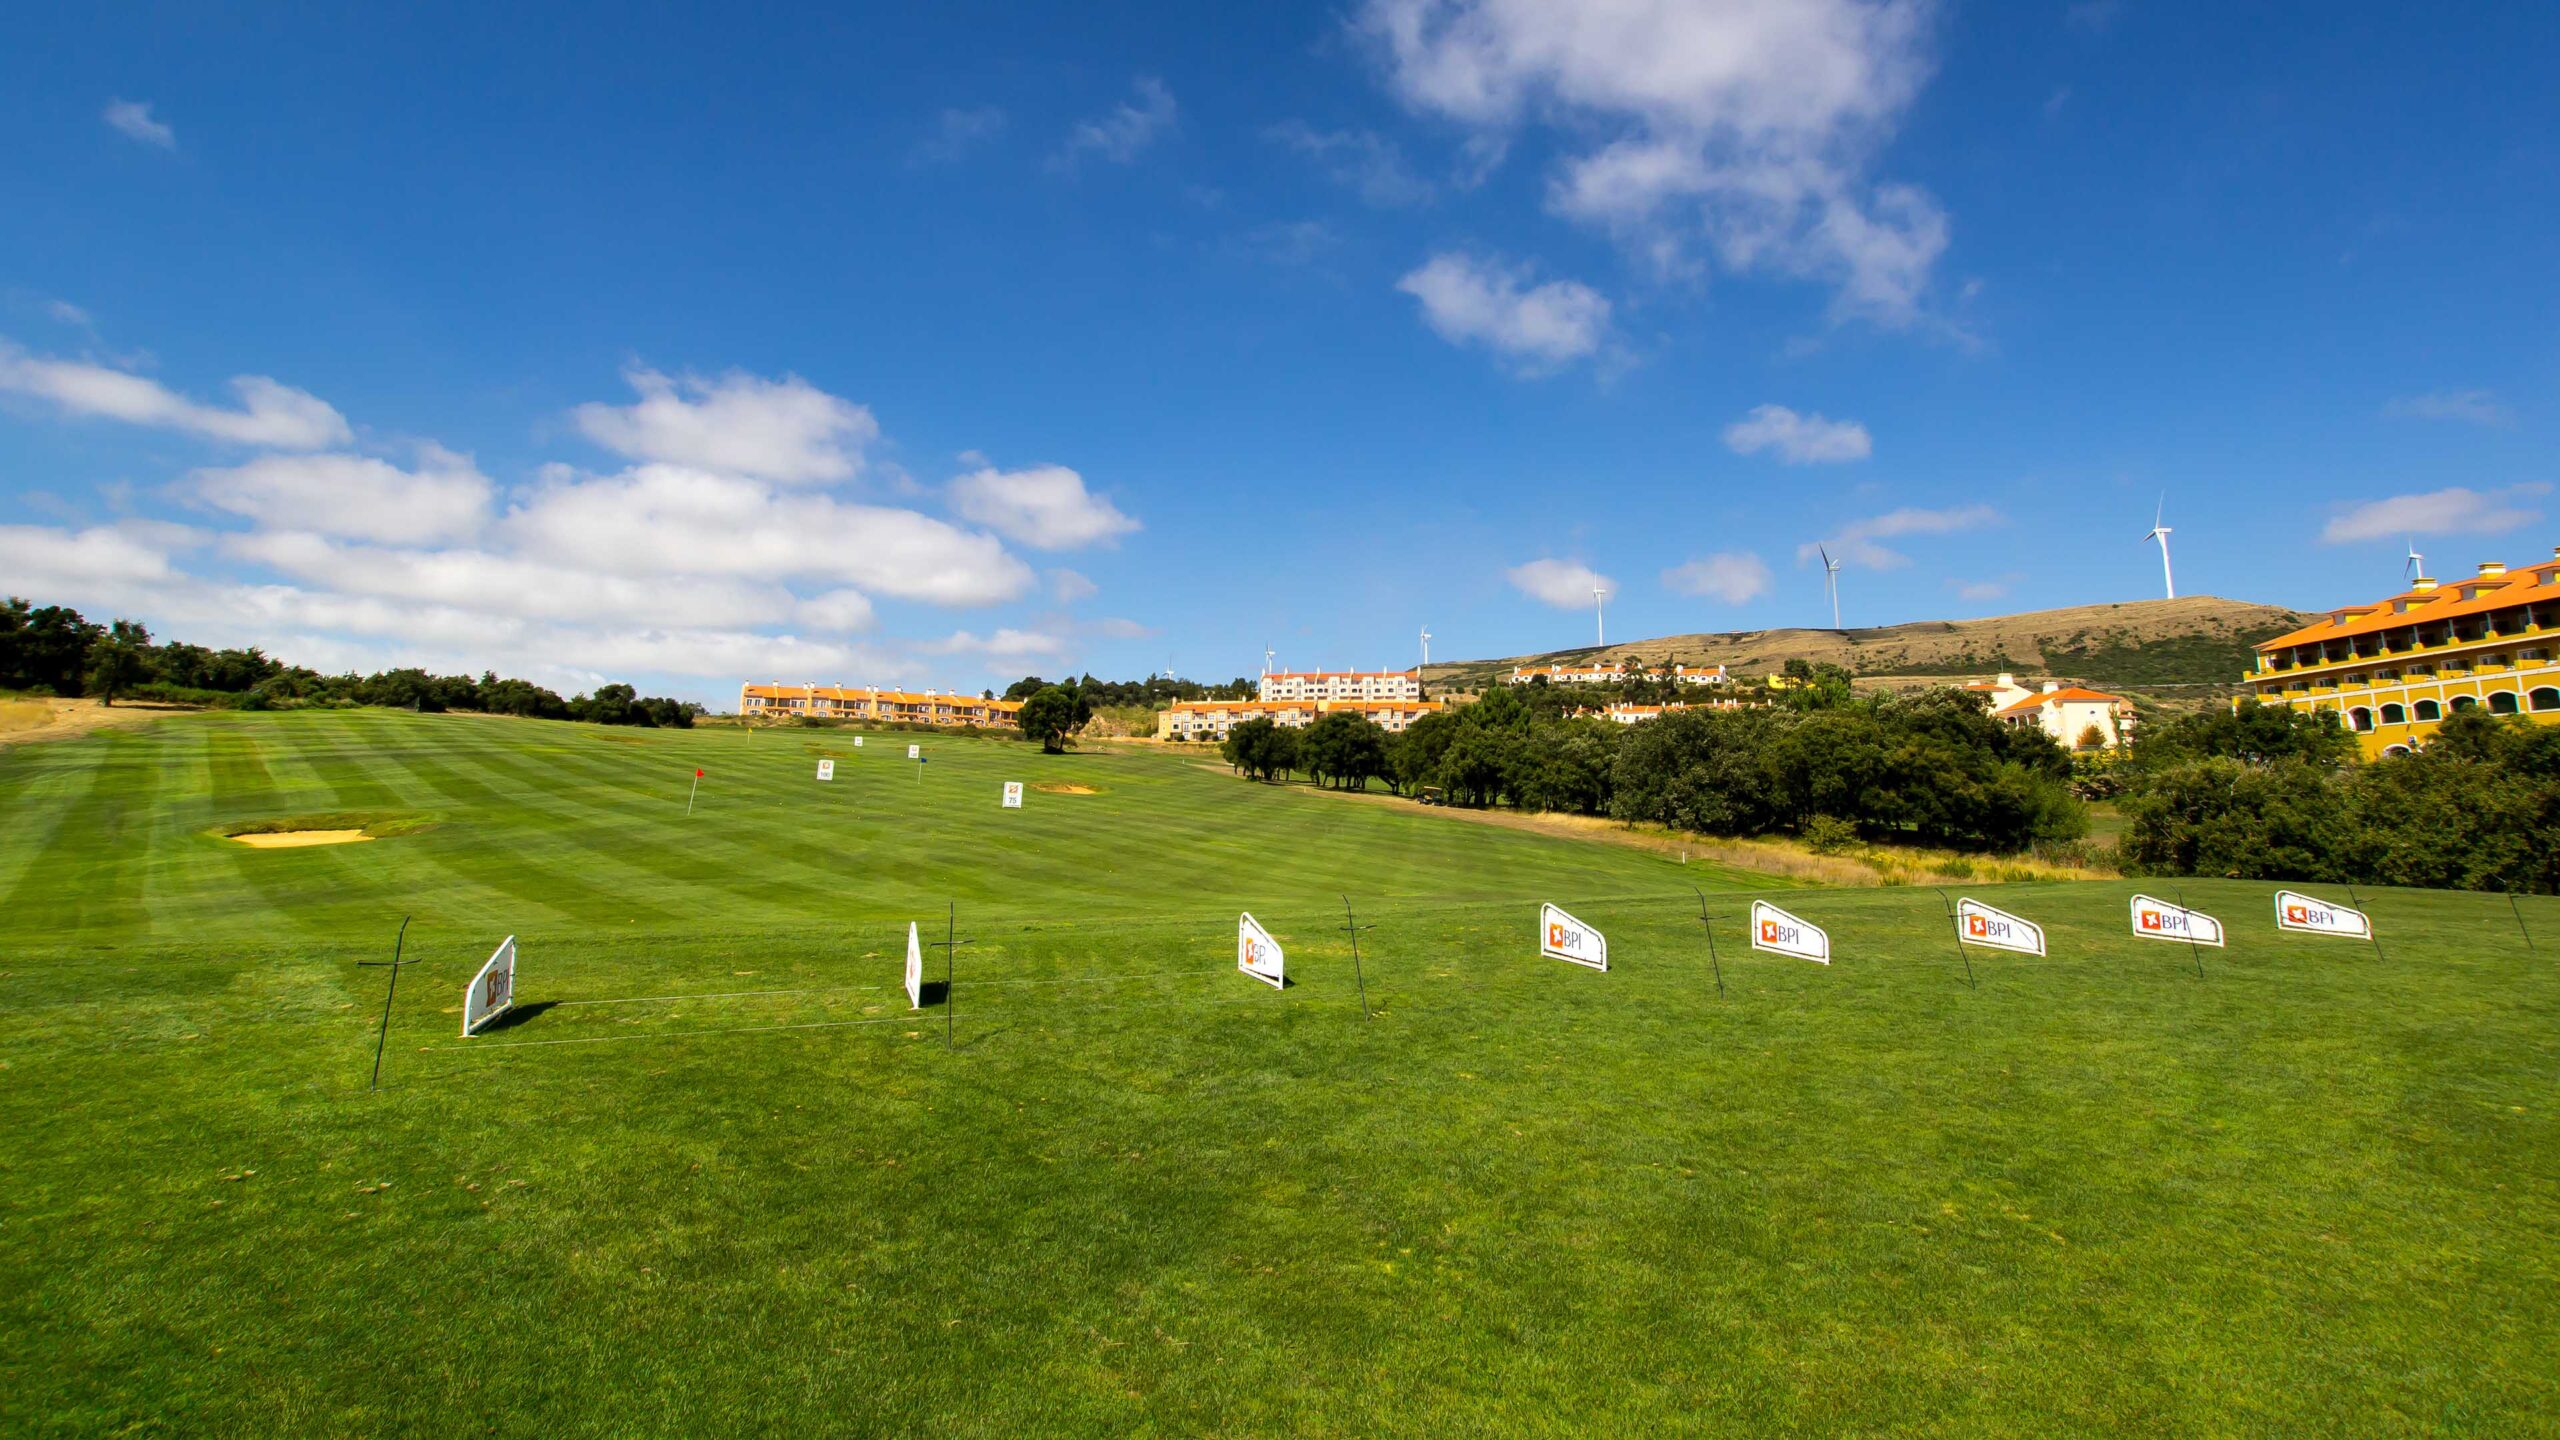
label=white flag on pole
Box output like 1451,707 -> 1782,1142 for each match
904,922 -> 924,1009
1002,781 -> 1023,809
1539,903 -> 1607,971
1750,901 -> 1830,964
1238,912 -> 1285,989
462,936 -> 517,1036
2274,889 -> 2372,939
2130,894 -> 2224,947
816,758 -> 835,781
1956,898 -> 2046,956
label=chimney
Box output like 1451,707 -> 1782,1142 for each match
1996,672 -> 2015,687
2043,680 -> 2060,694
2412,576 -> 2438,593
2480,561 -> 2508,577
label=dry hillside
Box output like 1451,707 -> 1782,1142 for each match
1430,596 -> 2313,695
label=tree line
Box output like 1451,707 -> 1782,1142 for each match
2,597 -> 700,728
1221,672 -> 2086,854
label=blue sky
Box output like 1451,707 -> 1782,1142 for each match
3,2 -> 2555,704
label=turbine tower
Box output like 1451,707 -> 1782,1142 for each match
1418,626 -> 1431,672
2143,497 -> 2176,599
1593,586 -> 1608,649
1262,645 -> 1275,678
1818,545 -> 1842,630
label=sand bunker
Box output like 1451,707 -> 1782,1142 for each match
228,829 -> 376,849
1032,782 -> 1100,795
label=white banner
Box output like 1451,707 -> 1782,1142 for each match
2275,889 -> 2372,939
905,922 -> 924,1009
1238,912 -> 1285,989
907,743 -> 921,760
462,936 -> 517,1036
815,758 -> 835,782
1539,903 -> 1607,971
1002,781 -> 1023,809
1750,900 -> 1829,964
2130,894 -> 2224,947
1956,898 -> 2045,956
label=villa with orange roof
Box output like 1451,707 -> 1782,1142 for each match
737,683 -> 1022,728
1157,696 -> 1444,743
1975,674 -> 2136,750
1257,669 -> 1420,704
2243,547 -> 2560,757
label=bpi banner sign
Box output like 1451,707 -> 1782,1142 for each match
2275,889 -> 2372,939
1539,903 -> 1607,971
1002,782 -> 1023,809
1750,901 -> 1830,964
815,758 -> 835,782
904,922 -> 924,1009
2130,894 -> 2224,947
462,936 -> 517,1036
1956,898 -> 2046,956
1238,912 -> 1285,989
907,743 -> 922,760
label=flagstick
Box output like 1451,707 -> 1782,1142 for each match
2511,892 -> 2536,952
1690,885 -> 1725,998
1339,895 -> 1373,1020
1934,889 -> 1977,990
2171,884 -> 2207,981
686,770 -> 701,816
2347,881 -> 2387,962
357,915 -> 417,1092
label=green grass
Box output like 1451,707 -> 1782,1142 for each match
2,710 -> 2556,1436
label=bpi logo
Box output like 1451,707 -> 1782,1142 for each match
482,967 -> 511,1009
2286,904 -> 2309,925
1760,919 -> 1784,944
1968,914 -> 1994,937
1548,922 -> 1579,952
2140,909 -> 2165,931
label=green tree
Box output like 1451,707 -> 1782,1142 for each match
1298,712 -> 1390,790
1220,718 -> 1299,781
82,620 -> 152,706
1018,684 -> 1082,754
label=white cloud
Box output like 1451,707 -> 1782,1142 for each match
0,522 -> 186,588
1397,251 -> 1611,371
503,464 -> 1032,605
1800,504 -> 2000,569
103,99 -> 174,149
218,530 -> 807,631
1048,568 -> 1099,603
2321,485 -> 2547,544
930,627 -> 1070,659
1507,557 -> 1614,608
187,446 -> 492,544
0,343 -> 350,448
1359,0 -> 1950,327
796,589 -> 877,632
1057,77 -> 1178,168
948,463 -> 1138,550
1949,577 -> 2012,601
915,105 -> 1006,164
1722,404 -> 1872,464
1265,121 -> 1436,206
2383,390 -> 2511,427
572,368 -> 877,485
1662,551 -> 1772,603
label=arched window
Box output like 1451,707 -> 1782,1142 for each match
2531,687 -> 2560,713
2489,691 -> 2520,715
2414,699 -> 2442,721
2383,744 -> 2412,757
2451,695 -> 2479,712
2347,706 -> 2373,732
2380,703 -> 2406,725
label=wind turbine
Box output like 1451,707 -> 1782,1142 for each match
1818,544 -> 1842,630
2404,540 -> 2426,585
1262,645 -> 1275,677
1593,586 -> 1608,649
1418,626 -> 1431,672
2143,497 -> 2175,599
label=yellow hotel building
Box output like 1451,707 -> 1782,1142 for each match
739,683 -> 1022,728
2244,547 -> 2560,757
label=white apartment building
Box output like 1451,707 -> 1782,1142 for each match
1508,662 -> 1727,686
1256,669 -> 1422,703
1965,673 -> 2136,750
1159,697 -> 1444,743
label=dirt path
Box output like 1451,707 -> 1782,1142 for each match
0,698 -> 203,749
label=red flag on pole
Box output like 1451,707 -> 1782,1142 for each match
696,768 -> 704,778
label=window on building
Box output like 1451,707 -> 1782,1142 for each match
2346,707 -> 2373,732
2379,703 -> 2406,725
2531,687 -> 2560,712
2489,691 -> 2520,715
2451,695 -> 2478,712
2383,744 -> 2412,757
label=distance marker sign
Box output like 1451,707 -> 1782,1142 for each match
904,922 -> 923,1009
1002,782 -> 1023,809
1956,898 -> 2046,956
815,759 -> 834,781
1750,900 -> 1830,964
2130,894 -> 2224,947
1237,912 -> 1285,989
907,744 -> 921,760
2275,889 -> 2372,939
1539,903 -> 1607,971
462,936 -> 517,1036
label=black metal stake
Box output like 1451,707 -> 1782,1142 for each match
1934,889 -> 1977,990
357,915 -> 417,1091
2171,884 -> 2207,981
1339,895 -> 1374,1020
927,901 -> 972,1050
2511,891 -> 2536,952
1689,885 -> 1725,998
2348,882 -> 2387,963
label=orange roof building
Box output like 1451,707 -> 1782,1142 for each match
738,683 -> 1022,728
2244,547 -> 2560,756
1157,696 -> 1445,743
